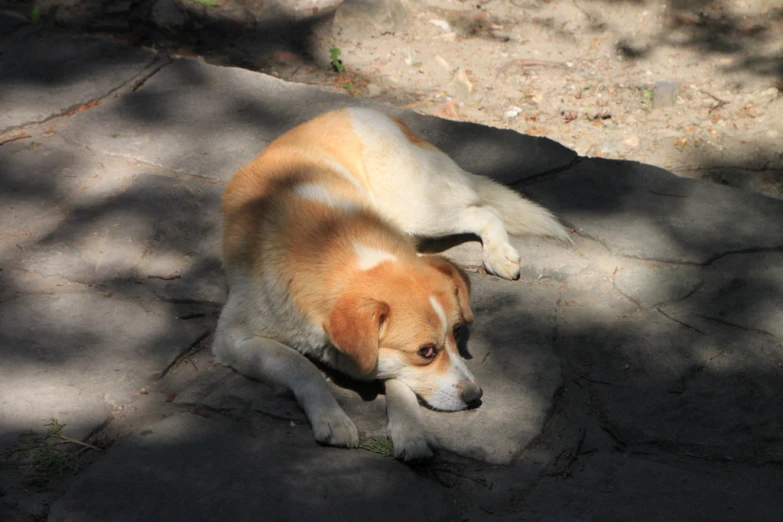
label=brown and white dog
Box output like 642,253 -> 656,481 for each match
212,108 -> 570,460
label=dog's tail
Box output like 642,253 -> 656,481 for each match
470,174 -> 573,244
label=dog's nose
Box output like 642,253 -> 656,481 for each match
462,383 -> 483,406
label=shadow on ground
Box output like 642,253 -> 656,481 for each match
1,9 -> 782,520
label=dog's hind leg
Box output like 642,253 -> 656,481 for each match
216,335 -> 359,448
456,205 -> 522,280
385,379 -> 437,461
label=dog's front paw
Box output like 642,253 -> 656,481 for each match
388,422 -> 437,461
484,242 -> 521,280
311,409 -> 359,448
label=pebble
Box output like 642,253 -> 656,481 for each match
366,83 -> 382,98
428,19 -> 451,31
504,106 -> 522,119
653,81 -> 678,109
623,135 -> 640,148
448,69 -> 473,101
434,55 -> 452,73
434,32 -> 457,42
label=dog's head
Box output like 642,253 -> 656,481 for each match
325,254 -> 482,411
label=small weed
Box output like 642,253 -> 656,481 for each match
4,418 -> 101,489
411,61 -> 422,67
674,137 -> 688,152
192,0 -> 218,6
330,47 -> 346,73
30,4 -> 41,24
359,437 -> 394,457
343,82 -> 354,92
642,89 -> 653,111
111,133 -> 120,138
29,4 -> 59,25
709,170 -> 729,185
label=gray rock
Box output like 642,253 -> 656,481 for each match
556,306 -> 783,459
0,12 -> 26,40
652,80 -> 679,110
23,174 -> 222,287
613,260 -> 702,308
175,366 -> 308,422
0,292 -> 205,453
518,453 -> 783,521
659,252 -> 783,342
527,159 -> 783,264
59,59 -> 577,183
365,82 -> 382,98
48,413 -> 458,522
0,30 -> 158,131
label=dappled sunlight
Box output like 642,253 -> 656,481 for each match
1,5 -> 782,518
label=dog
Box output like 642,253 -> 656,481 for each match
212,108 -> 570,460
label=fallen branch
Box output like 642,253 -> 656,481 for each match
699,89 -> 730,113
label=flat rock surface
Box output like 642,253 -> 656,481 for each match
1,18 -> 782,522
0,292 -> 206,453
517,453 -> 783,522
527,158 -> 783,264
0,24 -> 158,130
47,413 -> 458,522
58,58 -> 577,182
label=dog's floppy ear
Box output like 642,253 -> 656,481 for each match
325,293 -> 390,374
422,255 -> 474,324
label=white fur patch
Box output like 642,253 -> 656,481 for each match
353,243 -> 396,270
294,183 -> 356,211
429,295 -> 447,335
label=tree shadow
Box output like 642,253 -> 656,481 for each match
581,0 -> 783,80
1,7 -> 783,518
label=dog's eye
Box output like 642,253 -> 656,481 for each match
418,345 -> 437,359
453,325 -> 462,340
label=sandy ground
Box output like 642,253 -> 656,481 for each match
3,0 -> 781,197
314,0 -> 783,199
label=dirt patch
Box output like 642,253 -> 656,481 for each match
3,0 -> 782,198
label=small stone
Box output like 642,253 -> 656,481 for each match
597,140 -> 620,156
434,55 -> 452,73
435,32 -> 457,42
448,69 -> 473,101
428,19 -> 451,31
366,83 -> 382,98
653,81 -> 679,109
623,135 -> 640,148
504,106 -> 522,119
404,49 -> 416,66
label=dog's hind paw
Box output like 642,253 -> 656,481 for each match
312,410 -> 360,448
484,242 -> 521,280
389,424 -> 436,462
